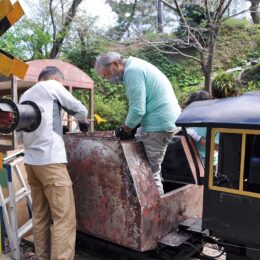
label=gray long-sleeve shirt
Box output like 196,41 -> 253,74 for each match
19,80 -> 88,165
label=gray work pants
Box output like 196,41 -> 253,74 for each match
136,128 -> 176,196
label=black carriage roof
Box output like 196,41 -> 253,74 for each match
176,93 -> 260,129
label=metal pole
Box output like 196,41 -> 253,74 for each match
89,89 -> 94,133
68,86 -> 73,132
11,76 -> 18,149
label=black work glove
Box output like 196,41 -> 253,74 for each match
79,122 -> 89,133
115,124 -> 140,140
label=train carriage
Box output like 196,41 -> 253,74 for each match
176,92 -> 260,259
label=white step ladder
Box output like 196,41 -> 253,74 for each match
0,150 -> 32,260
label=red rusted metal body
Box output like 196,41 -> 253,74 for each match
65,133 -> 203,252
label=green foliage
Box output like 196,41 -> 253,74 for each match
134,48 -> 203,89
65,38 -> 107,73
216,19 -> 260,70
212,73 -> 241,98
93,95 -> 128,130
89,69 -> 126,101
181,4 -> 206,27
243,81 -> 260,93
0,18 -> 52,60
223,18 -> 252,29
74,69 -> 128,130
241,63 -> 260,85
173,84 -> 203,108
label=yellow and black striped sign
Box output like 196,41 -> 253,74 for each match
0,0 -> 28,79
0,49 -> 28,79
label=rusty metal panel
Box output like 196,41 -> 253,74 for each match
65,134 -> 142,250
65,133 -> 203,252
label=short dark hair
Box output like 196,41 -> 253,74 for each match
186,91 -> 211,106
38,66 -> 64,81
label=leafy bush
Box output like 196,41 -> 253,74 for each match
223,18 -> 251,29
212,73 -> 241,98
241,63 -> 260,85
133,48 -> 203,88
243,81 -> 260,93
73,71 -> 128,131
93,95 -> 127,130
173,84 -> 203,108
89,69 -> 126,101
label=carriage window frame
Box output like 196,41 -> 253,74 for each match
209,128 -> 260,198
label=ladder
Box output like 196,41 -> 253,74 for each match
0,150 -> 32,260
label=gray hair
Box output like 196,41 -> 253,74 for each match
38,66 -> 64,81
95,52 -> 124,72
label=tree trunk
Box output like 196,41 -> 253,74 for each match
203,23 -> 221,94
157,0 -> 164,32
250,0 -> 260,24
204,70 -> 212,94
49,0 -> 83,58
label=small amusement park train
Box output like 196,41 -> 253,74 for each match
1,93 -> 260,259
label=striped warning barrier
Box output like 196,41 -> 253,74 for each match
0,0 -> 29,79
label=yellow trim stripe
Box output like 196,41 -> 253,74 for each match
209,128 -> 260,199
239,134 -> 246,191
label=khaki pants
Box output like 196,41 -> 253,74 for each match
25,164 -> 76,260
136,129 -> 175,196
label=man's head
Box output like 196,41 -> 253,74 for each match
38,66 -> 64,83
95,52 -> 125,84
186,91 -> 211,106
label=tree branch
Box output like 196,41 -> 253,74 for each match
60,0 -> 64,25
160,0 -> 177,12
49,0 -> 56,41
142,38 -> 202,64
222,8 -> 251,21
219,0 -> 233,20
205,0 -> 212,23
49,0 -> 84,58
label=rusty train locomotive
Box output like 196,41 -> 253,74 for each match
1,94 -> 260,259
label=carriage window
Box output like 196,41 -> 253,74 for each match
244,135 -> 260,193
209,129 -> 260,198
213,133 -> 242,190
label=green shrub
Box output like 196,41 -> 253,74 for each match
243,81 -> 260,93
173,84 -> 203,108
89,69 -> 126,101
133,48 -> 203,88
241,64 -> 260,85
93,95 -> 128,130
223,18 -> 251,29
212,73 -> 241,98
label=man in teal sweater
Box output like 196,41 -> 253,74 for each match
95,52 -> 181,195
